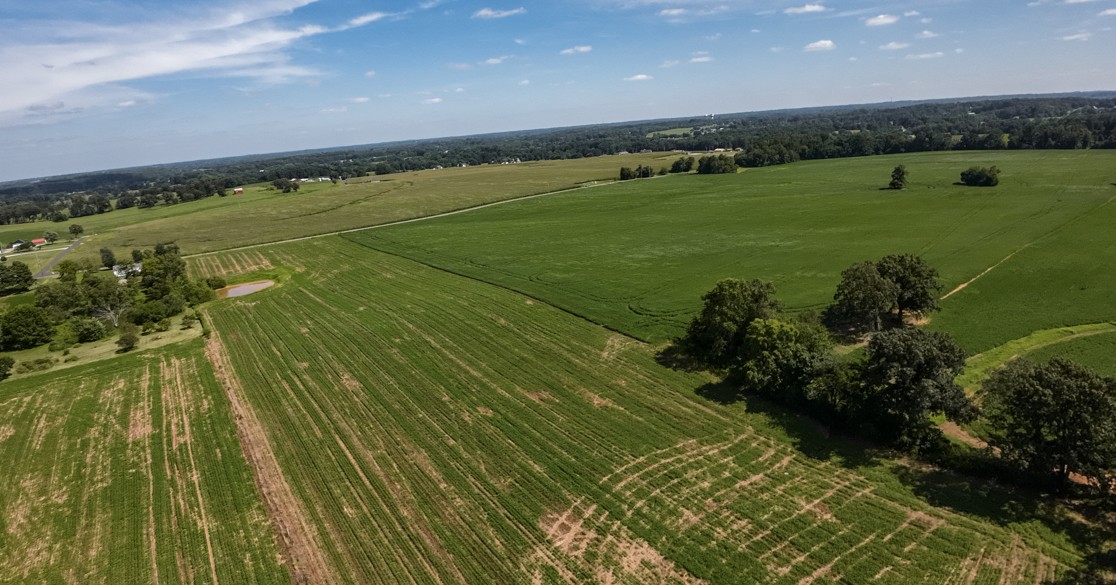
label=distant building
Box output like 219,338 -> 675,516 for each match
233,188 -> 244,195
31,238 -> 47,246
112,262 -> 143,279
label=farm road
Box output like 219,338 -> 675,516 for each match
33,236 -> 85,279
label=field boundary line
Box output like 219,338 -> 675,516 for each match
940,245 -> 1029,300
344,240 -> 652,345
184,180 -> 613,259
201,318 -> 337,584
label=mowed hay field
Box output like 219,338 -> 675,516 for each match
0,153 -> 668,263
0,340 -> 287,584
348,150 -> 1116,353
199,238 -> 1082,584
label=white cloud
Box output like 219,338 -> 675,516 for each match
866,14 -> 900,26
690,55 -> 714,62
906,51 -> 944,59
0,0 -> 398,125
117,100 -> 137,107
661,59 -> 681,67
364,70 -> 377,77
1061,32 -> 1092,40
784,4 -> 828,14
350,97 -> 370,103
473,7 -> 526,19
1101,8 -> 1116,15
483,55 -> 510,65
518,79 -> 530,85
659,8 -> 688,16
347,12 -> 387,27
321,106 -> 348,113
421,97 -> 443,104
904,11 -> 921,16
916,30 -> 939,39
560,45 -> 593,55
624,74 -> 653,81
804,39 -> 836,51
880,41 -> 910,50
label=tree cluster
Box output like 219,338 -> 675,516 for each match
681,277 -> 974,451
680,260 -> 1116,489
0,261 -> 34,296
825,254 -> 941,333
696,154 -> 738,175
669,156 -> 695,173
959,166 -> 1001,187
618,165 -> 655,180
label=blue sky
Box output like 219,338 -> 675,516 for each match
1,0 -> 1113,181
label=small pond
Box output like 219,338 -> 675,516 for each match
221,280 -> 275,298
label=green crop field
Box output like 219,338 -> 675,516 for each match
199,237 -> 1085,584
1027,331 -> 1116,378
0,340 -> 287,584
0,154 -> 669,266
345,150 -> 1116,355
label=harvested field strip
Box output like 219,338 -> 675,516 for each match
0,341 -> 287,584
188,250 -> 274,280
204,237 -> 1081,584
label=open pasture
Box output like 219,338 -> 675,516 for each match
201,237 -> 1082,584
347,151 -> 1116,353
0,341 -> 286,584
2,154 -> 667,264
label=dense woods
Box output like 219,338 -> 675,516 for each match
1,93 -> 1114,224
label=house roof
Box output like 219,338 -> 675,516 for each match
31,238 -> 47,244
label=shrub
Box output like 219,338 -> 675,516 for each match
116,324 -> 140,352
0,356 -> 13,381
959,165 -> 1000,187
70,317 -> 107,343
205,276 -> 227,290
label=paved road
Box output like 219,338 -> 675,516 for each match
33,236 -> 85,279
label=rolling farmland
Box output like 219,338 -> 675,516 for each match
0,341 -> 287,584
200,237 -> 1083,584
347,151 -> 1116,353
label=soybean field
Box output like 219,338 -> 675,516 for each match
200,237 -> 1083,584
0,341 -> 287,584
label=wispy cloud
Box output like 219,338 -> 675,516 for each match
880,41 -> 910,50
906,51 -> 945,59
560,45 -> 593,55
916,30 -> 939,39
0,0 -> 389,125
421,97 -> 444,104
866,14 -> 899,26
804,39 -> 836,51
624,74 -> 653,81
1102,8 -> 1116,15
349,97 -> 370,103
785,3 -> 828,14
1060,32 -> 1092,40
473,7 -> 526,19
482,55 -> 511,65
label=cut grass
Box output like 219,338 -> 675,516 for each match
0,339 -> 288,584
957,322 -> 1116,392
201,237 -> 1087,584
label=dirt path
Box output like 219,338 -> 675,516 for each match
202,319 -> 336,584
32,236 -> 86,279
940,246 -> 1028,301
184,181 -> 611,259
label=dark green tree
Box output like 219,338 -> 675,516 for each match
0,306 -> 55,351
696,154 -> 737,175
116,323 -> 140,352
56,259 -> 80,282
826,261 -> 898,332
0,356 -> 13,381
875,254 -> 942,321
100,247 -> 116,270
43,231 -> 59,244
68,223 -> 84,238
0,262 -> 34,295
619,167 -> 634,181
959,166 -> 1000,187
858,328 -> 975,449
683,279 -> 783,368
889,164 -> 908,190
981,359 -> 1116,488
69,317 -> 107,343
737,318 -> 833,400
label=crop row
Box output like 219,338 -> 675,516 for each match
0,341 -> 287,584
203,237 -> 1079,584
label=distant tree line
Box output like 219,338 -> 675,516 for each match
2,95 -> 1114,223
676,255 -> 1116,492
